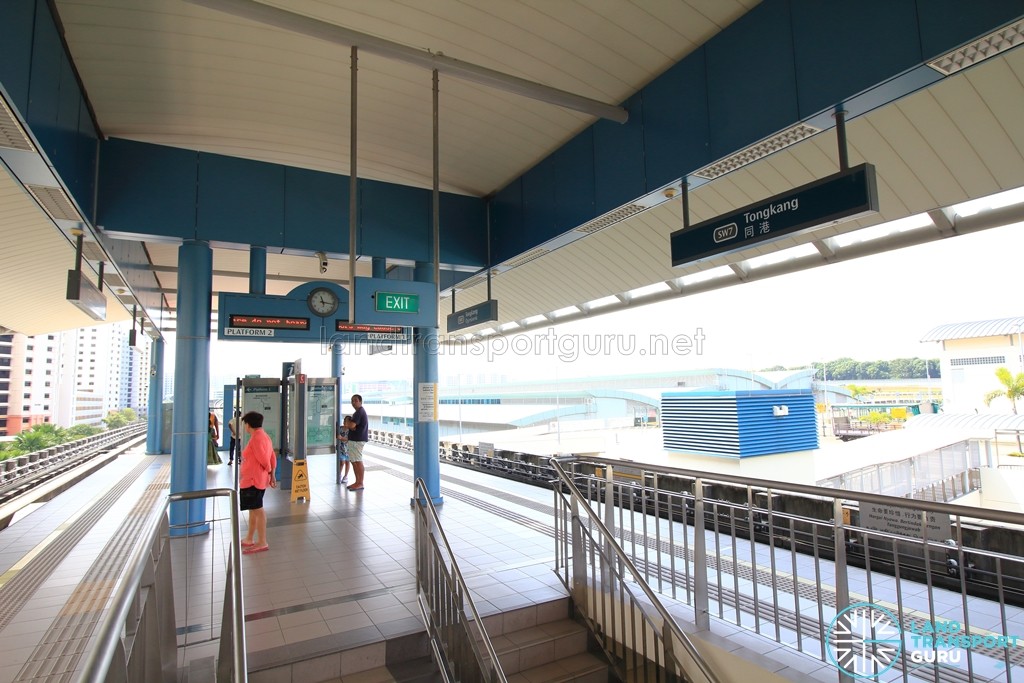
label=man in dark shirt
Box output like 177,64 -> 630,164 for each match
346,394 -> 369,491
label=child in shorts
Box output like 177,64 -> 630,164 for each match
337,415 -> 352,485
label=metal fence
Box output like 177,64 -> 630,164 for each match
554,456 -> 1024,683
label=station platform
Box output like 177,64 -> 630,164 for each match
0,439 -> 858,683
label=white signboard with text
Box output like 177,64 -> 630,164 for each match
861,502 -> 951,540
417,382 -> 437,422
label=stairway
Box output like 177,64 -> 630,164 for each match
484,597 -> 609,683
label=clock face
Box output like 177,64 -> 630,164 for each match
307,287 -> 339,317
827,602 -> 903,679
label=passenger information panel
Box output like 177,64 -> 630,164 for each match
218,282 -> 426,343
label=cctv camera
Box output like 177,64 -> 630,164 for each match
315,251 -> 328,274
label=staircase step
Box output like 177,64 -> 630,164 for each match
385,655 -> 445,682
492,619 -> 590,673
479,596 -> 571,637
509,651 -> 609,683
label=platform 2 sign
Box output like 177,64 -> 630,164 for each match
671,163 -> 878,267
332,322 -> 411,344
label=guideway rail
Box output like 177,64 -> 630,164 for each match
0,423 -> 147,513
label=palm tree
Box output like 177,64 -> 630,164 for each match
984,367 -> 1024,414
985,367 -> 1024,453
13,430 -> 51,454
30,422 -> 68,444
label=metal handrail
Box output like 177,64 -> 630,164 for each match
77,487 -> 246,683
556,454 -> 1024,526
550,457 -> 722,683
412,478 -> 507,683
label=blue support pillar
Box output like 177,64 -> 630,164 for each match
332,342 -> 343,419
372,257 -> 387,279
146,336 -> 165,454
412,261 -> 441,504
170,240 -> 213,536
250,246 -> 267,295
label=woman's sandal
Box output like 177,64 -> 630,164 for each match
243,545 -> 269,554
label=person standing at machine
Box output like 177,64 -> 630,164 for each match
239,411 -> 276,554
346,395 -> 368,491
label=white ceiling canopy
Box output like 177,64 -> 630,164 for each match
1,1 -> 1022,338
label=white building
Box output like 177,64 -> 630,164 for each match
921,316 -> 1024,414
52,321 -> 150,428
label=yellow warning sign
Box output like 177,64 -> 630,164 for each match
290,460 -> 310,503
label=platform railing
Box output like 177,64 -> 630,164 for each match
413,478 -> 507,683
553,455 -> 1024,683
550,457 -> 721,683
77,487 -> 246,683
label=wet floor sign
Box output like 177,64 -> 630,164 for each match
290,460 -> 310,503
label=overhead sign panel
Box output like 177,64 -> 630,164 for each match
217,285 -> 347,343
229,314 -> 310,330
447,299 -> 498,332
354,277 -> 438,327
66,269 -> 107,321
671,163 -> 878,267
332,322 -> 411,344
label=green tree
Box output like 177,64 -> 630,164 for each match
847,385 -> 874,400
984,367 -> 1024,414
0,445 -> 24,461
102,408 -> 138,430
13,430 -> 52,453
66,424 -> 102,439
102,411 -> 129,430
29,422 -> 68,444
862,410 -> 895,425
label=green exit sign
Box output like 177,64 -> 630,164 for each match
375,291 -> 420,313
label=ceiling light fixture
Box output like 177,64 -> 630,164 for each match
928,20 -> 1023,76
693,123 -> 820,180
0,95 -> 34,152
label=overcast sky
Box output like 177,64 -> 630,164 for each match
200,217 -> 1024,387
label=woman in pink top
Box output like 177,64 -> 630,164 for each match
239,411 -> 276,554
